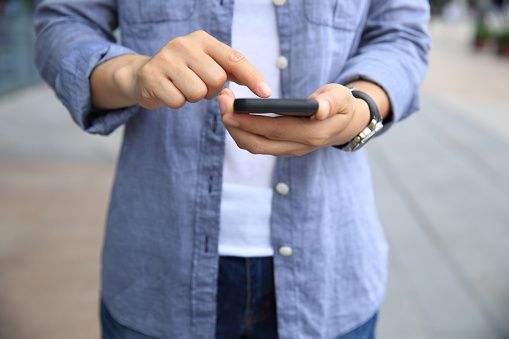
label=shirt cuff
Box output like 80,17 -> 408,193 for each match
55,41 -> 140,135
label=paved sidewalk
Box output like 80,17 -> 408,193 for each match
0,20 -> 508,339
373,97 -> 509,339
374,20 -> 509,339
0,86 -> 119,339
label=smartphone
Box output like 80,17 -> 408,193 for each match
233,99 -> 319,117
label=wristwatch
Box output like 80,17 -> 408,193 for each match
333,90 -> 384,152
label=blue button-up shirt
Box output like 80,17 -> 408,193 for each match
34,1 -> 430,338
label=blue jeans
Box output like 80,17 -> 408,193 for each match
101,257 -> 377,339
214,256 -> 278,339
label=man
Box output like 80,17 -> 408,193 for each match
34,0 -> 430,338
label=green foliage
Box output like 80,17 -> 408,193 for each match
475,24 -> 492,40
495,30 -> 509,44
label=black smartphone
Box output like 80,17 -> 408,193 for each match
233,99 -> 319,117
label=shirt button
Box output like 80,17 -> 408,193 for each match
273,0 -> 286,6
279,246 -> 293,257
275,182 -> 290,196
276,56 -> 288,70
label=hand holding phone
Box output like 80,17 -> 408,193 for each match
233,98 -> 319,117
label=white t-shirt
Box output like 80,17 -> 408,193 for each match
218,0 -> 280,257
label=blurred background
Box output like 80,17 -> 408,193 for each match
0,0 -> 508,338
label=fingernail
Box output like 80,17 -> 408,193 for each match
257,82 -> 272,97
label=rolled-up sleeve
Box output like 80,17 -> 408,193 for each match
34,0 -> 139,135
337,0 -> 431,131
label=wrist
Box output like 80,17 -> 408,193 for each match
91,54 -> 150,109
112,55 -> 150,105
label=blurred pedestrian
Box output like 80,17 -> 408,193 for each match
34,1 -> 430,338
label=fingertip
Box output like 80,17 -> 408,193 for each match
256,81 -> 272,98
218,96 -> 227,115
221,87 -> 235,98
218,92 -> 232,113
226,88 -> 235,97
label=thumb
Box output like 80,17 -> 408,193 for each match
218,88 -> 240,127
309,94 -> 332,121
309,85 -> 352,121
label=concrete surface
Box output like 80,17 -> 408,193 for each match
0,20 -> 508,339
375,20 -> 509,339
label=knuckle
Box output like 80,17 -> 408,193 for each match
187,85 -> 207,103
169,36 -> 184,46
156,49 -> 175,63
236,140 -> 248,151
290,147 -> 312,157
247,148 -> 259,155
210,70 -> 228,89
205,91 -> 218,100
192,29 -> 209,38
169,95 -> 186,109
246,143 -> 263,155
228,49 -> 246,64
140,85 -> 156,101
298,148 -> 312,156
138,64 -> 156,84
280,149 -> 295,157
139,88 -> 162,110
170,36 -> 191,50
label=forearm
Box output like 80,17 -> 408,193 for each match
337,1 -> 430,128
90,54 -> 149,110
34,1 -> 141,135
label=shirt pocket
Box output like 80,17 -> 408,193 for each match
120,0 -> 197,24
304,0 -> 362,30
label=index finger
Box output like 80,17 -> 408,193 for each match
205,39 -> 272,98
